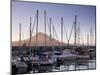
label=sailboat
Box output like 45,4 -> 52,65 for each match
12,23 -> 28,74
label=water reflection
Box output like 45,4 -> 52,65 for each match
52,60 -> 95,72
27,59 -> 96,73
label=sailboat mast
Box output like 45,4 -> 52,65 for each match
19,23 -> 22,57
50,17 -> 52,44
36,10 -> 38,46
61,17 -> 63,46
44,10 -> 46,45
90,26 -> 93,46
30,17 -> 32,42
19,23 -> 21,46
74,15 -> 77,47
53,25 -> 54,39
29,17 -> 32,56
77,22 -> 80,46
87,34 -> 89,47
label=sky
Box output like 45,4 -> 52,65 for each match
12,0 -> 96,45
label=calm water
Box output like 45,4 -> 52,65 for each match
28,59 -> 96,73
52,60 -> 96,72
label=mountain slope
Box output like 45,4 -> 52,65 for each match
12,32 -> 67,46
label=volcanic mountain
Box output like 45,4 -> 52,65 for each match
12,32 -> 67,46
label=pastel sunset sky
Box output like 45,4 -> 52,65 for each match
12,1 -> 96,45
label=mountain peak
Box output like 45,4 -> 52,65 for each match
35,32 -> 49,37
36,32 -> 44,35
